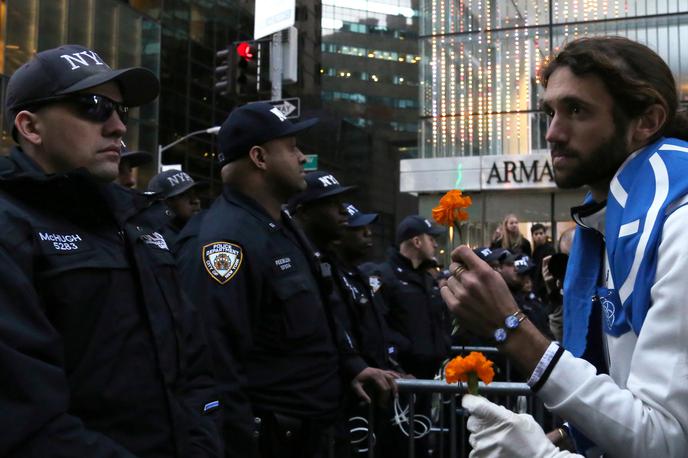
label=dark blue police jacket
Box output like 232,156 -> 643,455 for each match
0,147 -> 220,458
177,185 -> 343,457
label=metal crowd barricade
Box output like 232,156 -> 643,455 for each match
395,379 -> 532,458
336,346 -> 558,458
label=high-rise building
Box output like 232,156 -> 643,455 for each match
127,0 -> 253,194
131,0 -> 323,196
405,0 -> 688,256
320,0 -> 420,256
0,0 -> 161,156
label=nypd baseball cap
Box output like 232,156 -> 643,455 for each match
288,171 -> 356,209
148,169 -> 208,199
512,254 -> 536,275
5,45 -> 159,129
344,202 -> 378,228
473,247 -> 510,264
120,145 -> 152,168
217,101 -> 318,167
395,215 -> 446,245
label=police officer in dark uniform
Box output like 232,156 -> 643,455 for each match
364,215 -> 451,379
333,202 -> 411,457
177,103 -> 352,458
361,215 -> 451,456
288,173 -> 401,405
116,143 -> 152,188
0,45 -> 219,457
494,251 -> 553,340
333,201 -> 404,375
148,169 -> 207,248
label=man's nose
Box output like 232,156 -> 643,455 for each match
103,109 -> 127,138
545,113 -> 568,145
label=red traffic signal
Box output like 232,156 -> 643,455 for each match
236,42 -> 256,61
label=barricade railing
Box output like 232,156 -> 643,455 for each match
337,346 -> 559,457
342,379 -> 557,457
394,379 -> 532,458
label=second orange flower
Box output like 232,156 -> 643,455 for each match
445,351 -> 495,394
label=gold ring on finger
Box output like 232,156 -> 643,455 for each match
452,264 -> 467,279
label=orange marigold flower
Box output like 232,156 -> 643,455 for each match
445,352 -> 495,385
432,189 -> 473,226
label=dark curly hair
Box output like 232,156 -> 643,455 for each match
540,36 -> 688,141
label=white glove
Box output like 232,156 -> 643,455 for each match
462,394 -> 583,458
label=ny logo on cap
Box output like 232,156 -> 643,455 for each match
424,219 -> 432,228
60,50 -> 107,71
514,257 -> 530,269
270,107 -> 288,122
318,174 -> 340,187
480,248 -> 492,257
345,204 -> 358,216
166,172 -> 193,186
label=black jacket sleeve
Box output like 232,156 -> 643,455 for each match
0,245 -> 138,458
178,241 -> 257,458
177,291 -> 223,458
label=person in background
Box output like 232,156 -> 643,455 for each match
147,169 -> 207,248
530,223 -> 556,300
367,215 -> 451,380
335,202 -> 406,374
494,251 -> 552,341
491,213 -> 532,256
116,143 -> 152,189
362,215 -> 450,457
542,227 -> 575,342
290,179 -> 401,457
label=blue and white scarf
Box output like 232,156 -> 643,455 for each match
564,137 -> 688,357
563,137 -> 688,455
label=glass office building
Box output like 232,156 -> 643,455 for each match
0,0 -> 161,154
404,0 -> 688,252
321,0 -> 421,254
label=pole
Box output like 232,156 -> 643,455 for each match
157,126 -> 221,172
157,144 -> 163,173
270,31 -> 282,100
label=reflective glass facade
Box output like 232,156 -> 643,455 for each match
322,0 -> 420,140
419,0 -> 688,158
321,0 -> 421,254
127,0 -> 253,194
0,0 -> 161,154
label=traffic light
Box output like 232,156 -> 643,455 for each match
214,48 -> 230,96
236,42 -> 258,95
235,41 -> 258,95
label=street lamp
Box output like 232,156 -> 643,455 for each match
157,126 -> 221,172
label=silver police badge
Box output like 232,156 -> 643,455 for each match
203,241 -> 243,284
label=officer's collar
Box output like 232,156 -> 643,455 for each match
390,249 -> 415,271
223,185 -> 282,232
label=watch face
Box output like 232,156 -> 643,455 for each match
505,314 -> 520,330
494,327 -> 507,343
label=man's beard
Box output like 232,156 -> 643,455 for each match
551,127 -> 629,190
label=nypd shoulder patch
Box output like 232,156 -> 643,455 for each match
202,241 -> 243,284
368,275 -> 382,294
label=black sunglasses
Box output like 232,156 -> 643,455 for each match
20,93 -> 129,125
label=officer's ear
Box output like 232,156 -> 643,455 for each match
248,145 -> 268,171
15,110 -> 44,146
412,235 -> 423,249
